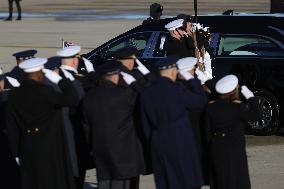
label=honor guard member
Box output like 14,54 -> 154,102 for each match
6,58 -> 79,189
140,56 -> 207,189
6,49 -> 37,84
112,46 -> 154,174
142,3 -> 163,25
177,57 -> 210,184
57,46 -> 94,189
205,75 -> 262,189
82,60 -> 145,189
112,46 -> 153,91
5,0 -> 22,21
44,56 -> 81,185
164,19 -> 196,58
0,70 -> 21,189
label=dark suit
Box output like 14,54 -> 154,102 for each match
7,0 -> 21,20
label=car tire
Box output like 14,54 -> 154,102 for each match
246,89 -> 280,135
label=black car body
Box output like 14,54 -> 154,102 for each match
84,13 -> 284,135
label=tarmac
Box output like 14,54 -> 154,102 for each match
0,2 -> 283,188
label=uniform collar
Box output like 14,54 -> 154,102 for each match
60,65 -> 78,74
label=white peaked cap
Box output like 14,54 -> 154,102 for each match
215,74 -> 239,94
165,19 -> 184,30
57,46 -> 81,58
177,57 -> 197,71
19,58 -> 47,73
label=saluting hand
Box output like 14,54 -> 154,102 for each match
120,72 -> 136,85
82,57 -> 95,73
241,85 -> 254,99
179,70 -> 194,81
42,69 -> 62,84
6,76 -> 20,87
135,59 -> 150,75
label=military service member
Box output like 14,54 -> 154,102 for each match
140,56 -> 207,189
6,49 -> 37,84
6,58 -> 79,189
205,75 -> 262,189
82,60 -> 145,189
57,46 -> 94,189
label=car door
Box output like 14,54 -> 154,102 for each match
214,34 -> 284,134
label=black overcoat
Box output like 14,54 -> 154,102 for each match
82,79 -> 145,181
6,79 -> 79,189
140,77 -> 207,189
0,90 -> 20,189
205,97 -> 261,189
164,36 -> 195,58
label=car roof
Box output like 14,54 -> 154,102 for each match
85,14 -> 284,58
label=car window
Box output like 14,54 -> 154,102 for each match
152,32 -> 170,58
218,35 -> 284,57
101,32 -> 153,57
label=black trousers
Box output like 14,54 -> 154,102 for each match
98,177 -> 140,189
8,0 -> 21,18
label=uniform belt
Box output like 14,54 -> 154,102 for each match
26,128 -> 40,134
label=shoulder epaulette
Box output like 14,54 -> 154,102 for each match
209,100 -> 215,104
75,73 -> 85,77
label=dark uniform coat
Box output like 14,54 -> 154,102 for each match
140,77 -> 207,189
164,36 -> 195,58
205,98 -> 261,189
82,78 -> 145,181
6,78 -> 79,189
6,66 -> 25,84
0,90 -> 20,189
59,68 -> 94,188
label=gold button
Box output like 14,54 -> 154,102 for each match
35,128 -> 39,132
222,133 -> 226,137
27,130 -> 31,133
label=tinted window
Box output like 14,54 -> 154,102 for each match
101,32 -> 153,57
152,32 -> 170,57
218,35 -> 284,57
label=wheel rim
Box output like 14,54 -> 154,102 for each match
248,97 -> 273,130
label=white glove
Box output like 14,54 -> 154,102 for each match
179,70 -> 194,81
195,69 -> 211,84
15,157 -> 20,166
241,85 -> 254,99
60,68 -> 75,81
6,76 -> 20,87
135,59 -> 150,75
82,57 -> 95,73
120,72 -> 136,85
42,69 -> 62,84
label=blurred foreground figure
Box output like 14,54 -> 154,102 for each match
142,3 -> 163,25
140,57 -> 207,189
5,0 -> 22,21
6,58 -> 79,189
205,75 -> 262,189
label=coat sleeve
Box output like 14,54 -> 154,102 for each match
181,78 -> 208,110
6,100 -> 21,157
46,78 -> 80,107
204,108 -> 213,145
139,95 -> 152,140
81,100 -> 92,146
239,97 -> 262,122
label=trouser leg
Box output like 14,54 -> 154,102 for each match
7,0 -> 13,19
15,0 -> 21,20
129,176 -> 140,189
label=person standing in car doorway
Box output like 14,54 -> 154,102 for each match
5,0 -> 22,21
142,3 -> 163,25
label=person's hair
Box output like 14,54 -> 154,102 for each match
219,86 -> 240,101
